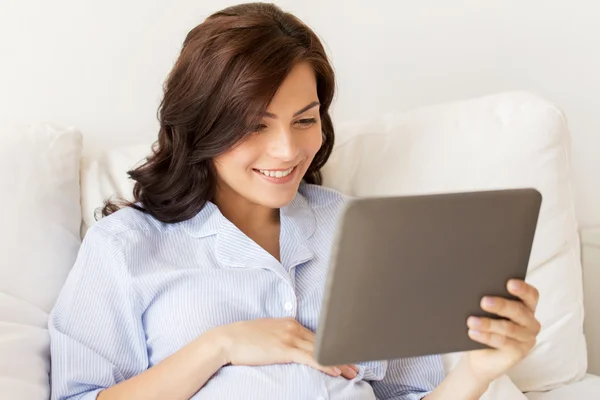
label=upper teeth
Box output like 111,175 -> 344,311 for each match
258,167 -> 294,178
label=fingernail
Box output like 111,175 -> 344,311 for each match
509,280 -> 522,292
333,367 -> 341,375
468,317 -> 482,327
483,297 -> 496,307
469,329 -> 482,337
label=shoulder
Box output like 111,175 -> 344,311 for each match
90,205 -> 174,237
80,206 -> 194,265
83,203 -> 217,258
75,208 -> 157,270
74,205 -> 199,282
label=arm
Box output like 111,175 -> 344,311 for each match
421,361 -> 489,400
49,226 -> 227,400
96,330 -> 227,400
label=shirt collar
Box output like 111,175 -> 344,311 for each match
180,200 -> 223,238
279,184 -> 316,243
181,184 -> 316,242
181,186 -> 316,271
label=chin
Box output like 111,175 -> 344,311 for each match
252,185 -> 300,209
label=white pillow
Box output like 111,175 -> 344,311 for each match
322,91 -> 587,392
80,145 -> 149,235
0,124 -> 82,400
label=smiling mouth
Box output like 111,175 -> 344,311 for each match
253,166 -> 296,178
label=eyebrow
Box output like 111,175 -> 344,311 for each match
262,101 -> 320,119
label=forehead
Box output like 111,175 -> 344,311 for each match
266,62 -> 318,113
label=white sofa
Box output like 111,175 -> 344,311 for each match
1,91 -> 599,399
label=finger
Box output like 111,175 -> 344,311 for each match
468,329 -> 519,350
297,326 -> 316,342
282,318 -> 315,342
339,365 -> 358,380
293,338 -> 314,354
291,341 -> 357,379
348,364 -> 359,372
507,279 -> 540,313
292,321 -> 317,342
480,296 -> 539,331
291,348 -> 341,377
467,316 -> 534,342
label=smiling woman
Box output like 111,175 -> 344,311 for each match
48,2 -> 542,400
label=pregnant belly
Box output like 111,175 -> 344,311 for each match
191,363 -> 377,400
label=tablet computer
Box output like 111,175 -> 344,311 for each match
313,188 -> 542,366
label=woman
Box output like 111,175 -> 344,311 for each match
49,3 -> 541,400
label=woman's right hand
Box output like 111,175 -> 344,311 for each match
211,317 -> 359,379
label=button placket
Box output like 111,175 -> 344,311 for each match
277,273 -> 297,316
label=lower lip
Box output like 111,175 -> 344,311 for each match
253,166 -> 298,184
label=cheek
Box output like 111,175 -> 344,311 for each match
305,125 -> 323,156
214,144 -> 258,176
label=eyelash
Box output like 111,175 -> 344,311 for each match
250,118 -> 317,133
296,118 -> 317,127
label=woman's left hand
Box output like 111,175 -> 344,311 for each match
457,279 -> 542,386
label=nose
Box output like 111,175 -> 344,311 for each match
267,126 -> 299,162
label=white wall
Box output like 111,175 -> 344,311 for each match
1,0 -> 599,227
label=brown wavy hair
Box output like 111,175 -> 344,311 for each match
101,2 -> 335,223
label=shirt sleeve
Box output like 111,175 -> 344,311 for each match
370,354 -> 445,400
48,225 -> 148,400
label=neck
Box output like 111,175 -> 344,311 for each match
213,187 -> 280,233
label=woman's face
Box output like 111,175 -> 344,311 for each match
213,61 -> 323,209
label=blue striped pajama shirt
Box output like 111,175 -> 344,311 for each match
48,182 -> 445,399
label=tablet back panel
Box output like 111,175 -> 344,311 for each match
314,188 -> 541,366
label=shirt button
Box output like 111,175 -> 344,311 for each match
284,301 -> 293,311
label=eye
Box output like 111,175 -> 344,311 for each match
249,123 -> 268,133
294,118 -> 317,128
